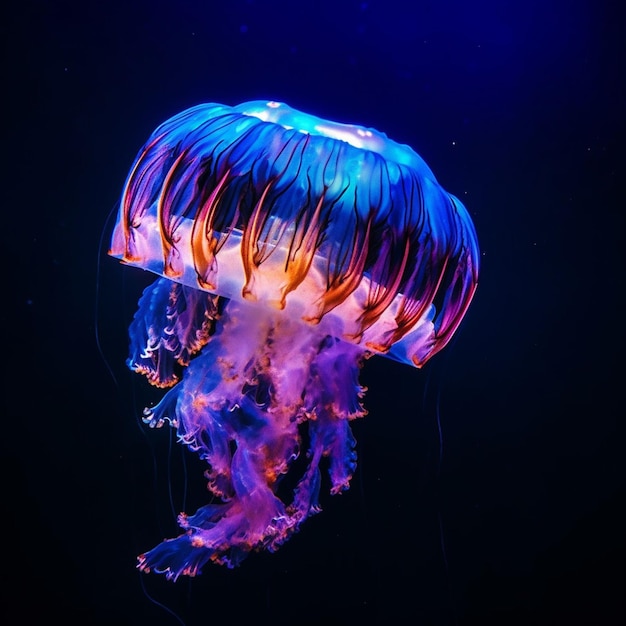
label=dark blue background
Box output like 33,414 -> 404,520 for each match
4,1 -> 624,624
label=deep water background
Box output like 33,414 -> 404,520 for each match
3,1 -> 624,624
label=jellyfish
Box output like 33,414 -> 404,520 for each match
109,100 -> 479,581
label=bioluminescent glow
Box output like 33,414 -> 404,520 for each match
109,100 -> 479,580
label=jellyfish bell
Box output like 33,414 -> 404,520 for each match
111,100 -> 479,365
109,100 -> 479,580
